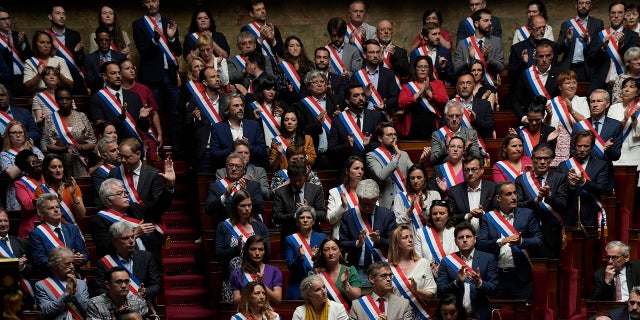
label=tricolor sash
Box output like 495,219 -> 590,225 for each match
484,210 -> 530,260
356,295 -> 384,320
97,209 -> 142,226
45,29 -> 83,78
38,184 -> 76,224
382,50 -> 402,89
521,172 -> 562,224
422,226 -> 446,263
336,185 -> 358,210
233,55 -> 247,70
568,18 -> 588,44
371,147 -> 406,192
97,89 -> 144,144
435,126 -> 454,142
288,233 -> 314,270
276,169 -> 288,182
622,102 -> 640,141
96,164 -> 114,177
346,24 -> 364,54
442,253 -> 474,285
18,176 -> 39,193
186,80 -> 223,124
464,17 -> 475,34
463,36 -> 494,86
459,106 -> 490,160
26,57 -> 44,73
411,46 -> 429,58
114,165 -> 144,205
525,66 -> 551,99
189,31 -> 200,43
439,162 -> 462,188
272,135 -> 289,157
551,97 -> 575,133
320,271 -> 350,312
223,218 -> 251,248
325,44 -> 347,74
4,147 -> 19,158
301,96 -> 332,133
242,271 -> 257,285
217,178 -> 239,200
352,208 -> 385,261
231,314 -> 249,320
246,22 -> 277,64
33,224 -> 65,248
142,16 -> 179,67
41,277 -> 84,319
279,61 -> 301,93
564,158 -> 607,231
100,255 -> 141,295
51,112 -> 88,167
354,69 -> 384,107
0,240 -> 34,297
517,26 -> 530,40
338,111 -> 365,152
0,109 -> 13,126
575,120 -> 606,158
36,91 -> 59,113
399,192 -> 425,230
599,28 -> 625,75
406,81 -> 439,115
390,265 -> 432,319
518,126 -> 535,157
0,33 -> 24,72
249,101 -> 280,137
494,160 -> 521,183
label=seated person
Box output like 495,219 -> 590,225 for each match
349,261 -> 413,318
268,144 -> 321,191
215,137 -> 270,200
230,235 -> 282,305
87,266 -> 149,319
430,101 -> 481,165
508,96 -> 558,157
593,240 -> 640,301
312,237 -> 362,306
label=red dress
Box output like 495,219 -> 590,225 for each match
397,79 -> 449,139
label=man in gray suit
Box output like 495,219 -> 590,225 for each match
350,261 -> 413,319
215,139 -> 269,199
430,101 -> 482,165
327,17 -> 362,77
454,8 -> 504,79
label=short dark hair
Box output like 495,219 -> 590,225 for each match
363,38 -> 380,49
106,266 -> 128,282
527,0 -> 549,20
15,149 -> 36,172
375,122 -> 395,139
346,82 -> 364,98
572,129 -> 595,147
535,38 -> 554,51
472,8 -> 491,22
422,8 -> 443,25
314,47 -> 330,57
287,162 -> 306,177
327,17 -> 348,37
462,155 -> 483,167
609,0 -> 627,13
494,180 -> 515,198
100,60 -> 120,74
94,26 -> 112,38
199,66 -> 217,82
246,50 -> 265,71
247,0 -> 265,12
532,143 -> 555,159
527,95 -> 547,115
454,221 -> 476,238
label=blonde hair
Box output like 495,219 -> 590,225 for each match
387,224 -> 420,264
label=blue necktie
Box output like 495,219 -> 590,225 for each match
54,227 -> 65,245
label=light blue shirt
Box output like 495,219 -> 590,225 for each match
571,16 -> 589,64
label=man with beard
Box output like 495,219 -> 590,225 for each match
186,66 -> 225,173
456,0 -> 503,42
328,84 -> 384,169
508,15 -> 558,86
210,93 -> 267,168
46,4 -> 85,95
87,267 -> 148,319
454,9 -> 504,81
454,73 -> 494,140
349,261 -> 412,319
606,286 -> 640,319
240,0 -> 284,59
412,22 -> 455,84
304,47 -> 346,101
351,39 -> 399,114
88,61 -> 150,141
326,17 -> 362,77
477,181 -> 542,301
557,130 -> 611,227
430,101 -> 482,165
376,20 -> 409,81
84,27 -> 126,93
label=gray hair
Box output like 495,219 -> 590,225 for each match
367,261 -> 390,277
294,205 -> 317,220
97,137 -> 117,154
444,100 -> 463,115
631,285 -> 640,297
222,93 -> 244,119
237,31 -> 256,45
304,69 -> 327,87
99,178 -> 125,205
36,193 -> 60,213
590,89 -> 611,104
300,274 -> 323,302
625,47 -> 640,71
356,179 -> 380,200
226,152 -> 246,166
47,246 -> 73,269
109,221 -> 134,240
606,240 -> 630,256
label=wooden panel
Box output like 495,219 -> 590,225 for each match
585,300 -> 626,318
488,299 -> 530,320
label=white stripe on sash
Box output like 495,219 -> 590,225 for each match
97,89 -> 144,142
272,135 -> 289,157
338,111 -> 365,152
41,277 -> 83,319
249,101 -> 280,137
301,97 -> 332,132
279,61 -> 301,93
45,29 -> 83,78
564,158 -> 607,231
233,55 -> 247,69
494,161 -> 521,183
599,28 -> 624,75
371,147 -> 406,192
337,185 -> 358,210
439,162 -> 461,188
246,22 -> 277,64
346,24 -> 364,54
406,82 -> 439,115
51,112 -> 88,167
464,37 -> 494,86
568,18 -> 588,44
575,120 -> 606,158
390,265 -> 432,319
521,172 -> 561,224
525,66 -> 551,99
36,91 -> 59,113
38,184 -> 77,225
320,271 -> 350,312
0,241 -> 34,297
517,26 -> 530,40
352,208 -> 385,262
518,126 -> 535,157
326,44 -> 347,75
356,295 -> 383,320
142,16 -> 178,67
115,165 -> 144,205
186,81 -> 223,124
422,226 -> 446,263
442,253 -> 474,285
34,224 -> 64,248
0,110 -> 13,126
550,97 -> 575,133
217,178 -> 239,200
354,69 -> 384,106
0,34 -> 24,72
289,233 -> 314,269
100,255 -> 141,295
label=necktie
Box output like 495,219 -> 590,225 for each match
616,273 -> 622,301
54,227 -> 65,245
536,176 -> 543,185
594,121 -> 601,134
377,297 -> 385,313
356,114 -> 362,130
115,92 -> 122,105
294,189 -> 301,204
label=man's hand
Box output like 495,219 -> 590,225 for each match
363,133 -> 371,146
438,56 -> 448,69
18,255 -> 28,271
297,245 -> 305,260
537,181 -> 551,199
357,229 -> 366,248
73,41 -> 84,53
65,272 -> 77,296
470,205 -> 484,219
521,48 -> 529,64
566,27 -> 574,42
158,158 -> 175,189
136,221 -> 155,236
369,230 -> 381,243
166,20 -> 177,39
456,267 -> 466,283
469,267 -> 482,287
604,138 -> 614,151
604,264 -> 616,284
418,146 -> 431,163
347,134 -> 355,148
72,251 -> 84,265
140,105 -> 152,118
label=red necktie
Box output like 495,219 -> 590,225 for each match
377,297 -> 385,313
616,273 -> 622,301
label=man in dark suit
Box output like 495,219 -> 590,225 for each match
239,0 -> 284,59
594,241 -> 640,301
47,4 -> 85,95
228,32 -> 275,89
215,139 -> 270,200
514,97 -> 558,155
84,27 -> 126,93
273,162 -> 325,251
586,1 -> 640,94
95,221 -> 161,301
132,0 -> 183,157
92,138 -> 122,204
557,0 -> 605,82
0,7 -> 31,95
508,16 -> 558,89
0,209 -> 31,274
448,155 -> 496,232
454,73 -> 494,140
340,179 -> 396,283
0,84 -> 40,143
411,22 -> 455,84
376,20 -> 409,81
605,286 -> 640,319
351,39 -> 399,114
210,93 -> 267,169
454,9 -> 504,78
456,0 -> 503,42
437,222 -> 498,320
29,194 -> 89,271
308,47 -> 346,101
205,153 -> 263,226
89,61 -> 150,141
477,181 -> 543,301
515,144 -> 567,259
243,50 -> 272,100
512,40 -> 561,123
557,130 -> 611,227
328,83 -> 385,170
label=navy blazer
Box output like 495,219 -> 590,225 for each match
205,179 -> 264,225
284,231 -> 327,299
7,235 -> 32,274
210,119 -> 267,168
240,24 -> 284,58
3,105 -> 41,144
557,157 -> 611,227
0,30 -> 32,78
607,307 -> 631,320
508,38 -> 559,84
95,250 -> 161,299
469,98 -> 495,140
511,67 -> 561,121
132,15 -> 183,85
587,28 -> 640,93
272,182 -> 326,245
557,17 -> 605,79
410,46 -> 455,84
448,180 -> 496,224
296,93 -> 343,152
437,250 -> 498,320
476,207 -> 543,282
51,27 -> 85,95
88,89 -> 149,141
185,93 -> 226,160
327,109 -> 385,169
109,164 -> 172,223
456,16 -> 503,43
83,50 -> 126,93
29,221 -> 89,270
593,260 -> 640,301
349,65 -> 399,113
571,117 -> 623,162
339,206 -> 397,267
387,46 -> 410,79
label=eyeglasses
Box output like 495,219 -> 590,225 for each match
227,163 -> 245,170
110,279 -> 131,285
113,191 -> 130,198
29,160 -> 42,166
463,167 -> 481,173
377,273 -> 394,279
605,255 -> 625,261
531,26 -> 547,32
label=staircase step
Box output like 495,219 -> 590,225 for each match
163,242 -> 201,258
164,288 -> 209,305
165,228 -> 200,242
165,306 -> 212,319
164,274 -> 207,290
166,199 -> 193,212
163,256 -> 196,274
163,213 -> 195,228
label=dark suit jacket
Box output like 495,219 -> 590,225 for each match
508,38 -> 558,85
593,261 -> 640,300
109,164 -> 172,223
557,16 -> 605,79
3,105 -> 40,144
349,65 -> 399,112
52,27 -> 85,94
83,50 -> 126,93
571,117 -> 623,162
272,182 -> 326,245
240,24 -> 284,58
185,93 -> 225,160
29,221 -> 89,270
0,30 -> 31,94
587,28 -> 640,93
327,109 -> 385,169
88,89 -> 149,141
456,16 -> 503,43
607,306 -> 631,320
95,250 -> 161,299
210,119 -> 267,169
512,66 -> 561,121
409,46 -> 455,84
296,93 -> 342,151
387,45 -> 410,79
477,207 -> 543,282
0,30 -> 32,77
448,180 -> 496,224
339,206 -> 397,266
437,250 -> 498,320
205,179 -> 264,226
132,15 -> 183,85
6,235 -> 32,274
470,98 -> 495,140
557,157 -> 611,227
